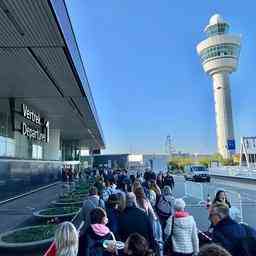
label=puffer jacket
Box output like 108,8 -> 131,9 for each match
164,211 -> 199,254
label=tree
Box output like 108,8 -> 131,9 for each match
168,157 -> 193,170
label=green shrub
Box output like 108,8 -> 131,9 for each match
40,207 -> 80,216
2,225 -> 57,243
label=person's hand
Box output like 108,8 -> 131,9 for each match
105,241 -> 117,253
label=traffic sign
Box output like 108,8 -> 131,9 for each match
227,139 -> 236,150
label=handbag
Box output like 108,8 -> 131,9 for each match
163,216 -> 174,256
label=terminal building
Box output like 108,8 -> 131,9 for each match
0,0 -> 105,200
92,153 -> 169,173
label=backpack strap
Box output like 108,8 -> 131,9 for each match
87,199 -> 97,208
163,196 -> 172,207
171,216 -> 175,236
157,195 -> 172,209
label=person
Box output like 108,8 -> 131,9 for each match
156,185 -> 174,230
118,192 -> 155,250
124,233 -> 154,256
130,174 -> 136,185
131,179 -> 142,193
198,244 -> 231,256
212,190 -> 231,208
81,186 -> 105,230
134,186 -> 157,220
85,207 -> 114,256
148,187 -> 157,207
141,171 -> 152,199
165,198 -> 199,256
55,221 -> 79,256
209,203 -> 256,256
94,176 -> 105,197
102,175 -> 117,202
105,193 -> 120,235
61,167 -> 67,182
116,191 -> 126,212
149,179 -> 161,198
156,172 -> 164,189
163,172 -> 175,190
117,174 -> 131,192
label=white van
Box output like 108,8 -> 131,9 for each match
184,165 -> 210,182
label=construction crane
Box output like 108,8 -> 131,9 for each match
165,135 -> 175,156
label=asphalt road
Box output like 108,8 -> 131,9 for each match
173,176 -> 256,231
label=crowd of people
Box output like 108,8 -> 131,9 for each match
61,166 -> 82,183
52,169 -> 256,256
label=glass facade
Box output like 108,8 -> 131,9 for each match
206,23 -> 229,37
0,160 -> 62,202
61,141 -> 80,161
0,111 -> 15,157
200,43 -> 240,63
32,144 -> 43,159
0,99 -> 62,161
0,136 -> 15,157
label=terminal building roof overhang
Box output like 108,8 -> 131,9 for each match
0,0 -> 105,149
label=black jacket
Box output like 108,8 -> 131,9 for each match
118,206 -> 155,249
85,226 -> 112,256
106,206 -> 120,235
212,217 -> 247,255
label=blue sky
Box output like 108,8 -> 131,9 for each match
65,0 -> 256,154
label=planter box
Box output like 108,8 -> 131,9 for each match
33,207 -> 80,219
0,225 -> 55,252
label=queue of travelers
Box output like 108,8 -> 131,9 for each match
61,166 -> 82,183
52,169 -> 256,256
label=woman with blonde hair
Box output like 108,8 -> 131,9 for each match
55,221 -> 79,256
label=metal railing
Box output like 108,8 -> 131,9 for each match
209,166 -> 256,180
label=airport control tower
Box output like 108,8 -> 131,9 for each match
197,14 -> 241,159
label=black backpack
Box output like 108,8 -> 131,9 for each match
156,195 -> 172,218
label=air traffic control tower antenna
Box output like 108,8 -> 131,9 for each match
196,14 -> 241,159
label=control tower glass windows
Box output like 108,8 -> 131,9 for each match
200,43 -> 240,63
206,23 -> 229,37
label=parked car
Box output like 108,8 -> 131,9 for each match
184,165 -> 210,182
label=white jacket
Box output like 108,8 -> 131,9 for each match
164,214 -> 199,254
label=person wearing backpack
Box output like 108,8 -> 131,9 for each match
81,186 -> 105,230
156,186 -> 174,231
209,203 -> 256,256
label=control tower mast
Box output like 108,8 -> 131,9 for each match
196,14 -> 241,159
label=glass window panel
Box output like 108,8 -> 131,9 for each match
32,144 -> 43,160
